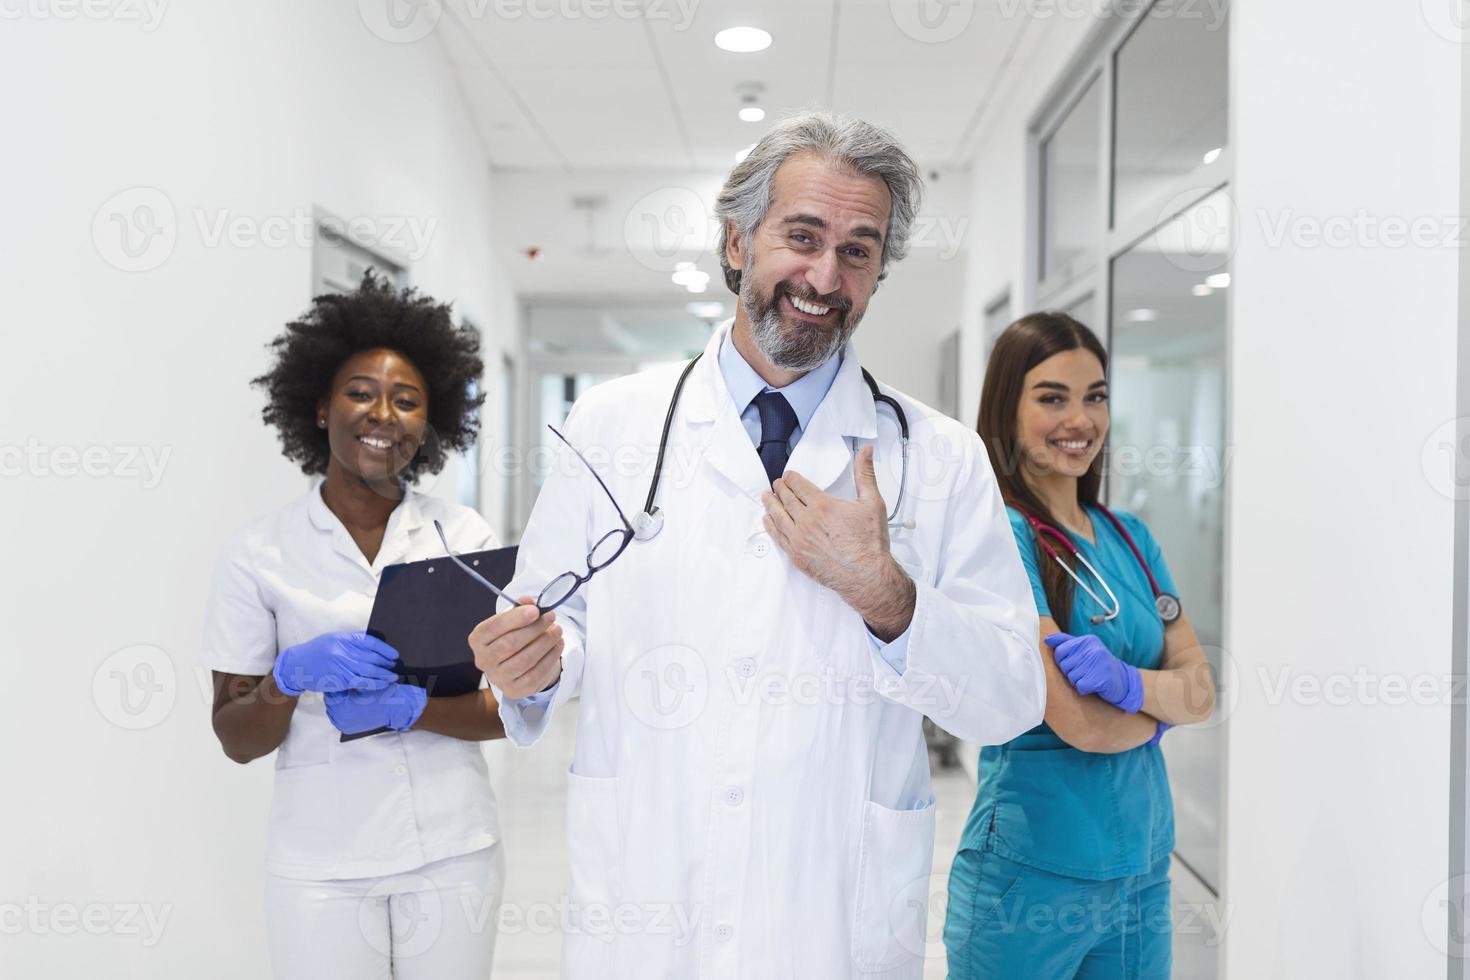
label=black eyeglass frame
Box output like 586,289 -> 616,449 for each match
433,424 -> 634,615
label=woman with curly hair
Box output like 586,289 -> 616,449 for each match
201,271 -> 523,979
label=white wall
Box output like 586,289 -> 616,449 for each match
955,16 -> 1097,420
1225,5 -> 1461,976
0,6 -> 512,977
954,5 -> 1467,977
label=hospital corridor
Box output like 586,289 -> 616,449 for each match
3,2 -> 1468,979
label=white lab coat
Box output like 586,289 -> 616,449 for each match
497,324 -> 1044,979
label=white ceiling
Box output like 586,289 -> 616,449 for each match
428,0 -> 1049,301
436,0 -> 1037,172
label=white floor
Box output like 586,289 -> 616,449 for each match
484,706 -> 1222,978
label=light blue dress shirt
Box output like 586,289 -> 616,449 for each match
715,330 -> 911,673
517,329 -> 911,708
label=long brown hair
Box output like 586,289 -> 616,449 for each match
977,312 -> 1108,631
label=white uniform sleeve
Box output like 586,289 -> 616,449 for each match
200,533 -> 277,676
492,403 -> 594,746
865,434 -> 1046,745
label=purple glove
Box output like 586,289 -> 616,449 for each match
1045,632 -> 1144,713
1147,721 -> 1173,746
273,631 -> 400,696
324,683 -> 428,734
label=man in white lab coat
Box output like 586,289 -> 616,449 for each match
471,110 -> 1045,979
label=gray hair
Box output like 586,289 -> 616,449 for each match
714,109 -> 924,295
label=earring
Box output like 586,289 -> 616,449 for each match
318,418 -> 326,428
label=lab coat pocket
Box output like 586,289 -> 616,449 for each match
565,768 -> 623,945
851,797 -> 937,974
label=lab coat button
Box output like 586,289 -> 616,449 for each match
749,539 -> 770,558
714,923 -> 734,942
734,658 -> 757,678
724,787 -> 744,806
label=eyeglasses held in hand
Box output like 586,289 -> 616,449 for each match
433,424 -> 634,615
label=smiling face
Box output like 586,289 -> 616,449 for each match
726,151 -> 891,371
317,348 -> 429,485
1015,347 -> 1109,483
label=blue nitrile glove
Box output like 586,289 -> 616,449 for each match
1044,632 -> 1145,713
324,683 -> 428,734
272,631 -> 400,697
1147,721 -> 1173,746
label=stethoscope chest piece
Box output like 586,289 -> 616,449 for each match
633,507 -> 664,541
1156,592 -> 1182,624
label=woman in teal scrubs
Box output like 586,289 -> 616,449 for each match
944,312 -> 1217,979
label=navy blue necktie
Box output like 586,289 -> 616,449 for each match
753,390 -> 798,485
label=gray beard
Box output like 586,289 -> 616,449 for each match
741,275 -> 861,372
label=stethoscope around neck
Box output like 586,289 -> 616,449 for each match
1020,507 -> 1182,625
631,352 -> 913,541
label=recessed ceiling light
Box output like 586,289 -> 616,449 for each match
735,143 -> 756,163
739,105 -> 766,123
1123,308 -> 1158,322
687,301 -> 724,318
1191,284 -> 1214,297
672,268 -> 710,288
674,261 -> 694,272
1203,147 -> 1223,165
715,27 -> 771,52
1205,272 -> 1231,288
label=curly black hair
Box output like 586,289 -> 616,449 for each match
252,270 -> 485,481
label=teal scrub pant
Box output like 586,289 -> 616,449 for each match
943,844 -> 1172,979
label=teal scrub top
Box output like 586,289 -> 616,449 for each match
957,505 -> 1178,881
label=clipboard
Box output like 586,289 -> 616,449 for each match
340,544 -> 518,742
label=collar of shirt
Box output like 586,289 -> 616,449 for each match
716,325 -> 843,443
306,478 -> 425,572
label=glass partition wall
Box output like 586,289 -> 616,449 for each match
1026,3 -> 1231,971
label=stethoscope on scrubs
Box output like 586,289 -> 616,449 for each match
631,352 -> 913,541
1020,508 -> 1182,625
